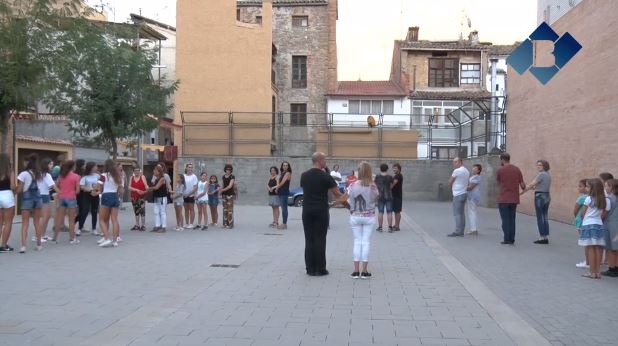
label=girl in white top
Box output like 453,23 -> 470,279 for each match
37,158 -> 57,242
96,159 -> 124,248
578,178 -> 610,279
346,161 -> 379,279
0,153 -> 17,253
196,172 -> 209,230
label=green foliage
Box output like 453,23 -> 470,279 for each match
44,11 -> 177,159
0,0 -> 83,152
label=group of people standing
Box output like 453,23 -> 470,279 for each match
0,154 -> 125,251
0,154 -> 240,253
129,162 -> 237,233
299,153 -> 405,279
267,161 -> 292,229
448,152 -> 618,280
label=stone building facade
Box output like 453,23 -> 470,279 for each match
237,0 -> 337,156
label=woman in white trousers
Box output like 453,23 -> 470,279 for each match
347,161 -> 379,279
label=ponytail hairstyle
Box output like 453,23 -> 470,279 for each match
0,153 -> 11,181
60,160 -> 75,178
104,159 -> 121,186
24,153 -> 41,180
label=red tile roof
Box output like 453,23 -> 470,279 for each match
328,81 -> 407,97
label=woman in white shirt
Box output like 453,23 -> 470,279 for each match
347,161 -> 379,279
96,159 -> 124,248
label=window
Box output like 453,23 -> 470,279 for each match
290,103 -> 307,126
255,16 -> 262,24
460,63 -> 481,84
236,9 -> 240,21
428,58 -> 458,87
292,56 -> 307,88
431,146 -> 467,159
292,16 -> 309,27
349,100 -> 360,114
382,100 -> 394,114
347,100 -> 395,114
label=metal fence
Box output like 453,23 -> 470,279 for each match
180,96 -> 506,160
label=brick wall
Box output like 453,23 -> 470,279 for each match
508,0 -> 618,222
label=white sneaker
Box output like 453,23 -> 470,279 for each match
75,229 -> 81,236
184,224 -> 193,229
70,239 -> 80,245
35,245 -> 43,251
98,239 -> 112,247
115,237 -> 122,243
19,246 -> 26,253
576,261 -> 589,268
92,230 -> 102,236
175,227 -> 183,232
42,235 -> 51,241
31,237 -> 47,243
97,237 -> 106,245
112,241 -> 119,247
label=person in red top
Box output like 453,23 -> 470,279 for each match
346,170 -> 358,188
129,167 -> 148,231
496,153 -> 526,245
52,160 -> 81,244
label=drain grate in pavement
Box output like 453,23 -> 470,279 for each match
209,264 -> 240,268
264,233 -> 284,236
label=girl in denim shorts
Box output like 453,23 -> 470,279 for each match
17,154 -> 44,253
96,159 -> 123,248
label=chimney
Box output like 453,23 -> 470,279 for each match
406,26 -> 419,41
468,30 -> 479,45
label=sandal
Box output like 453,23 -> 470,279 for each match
581,273 -> 596,279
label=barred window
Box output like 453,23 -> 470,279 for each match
292,56 -> 307,88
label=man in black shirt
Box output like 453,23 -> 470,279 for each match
300,152 -> 345,276
392,163 -> 403,231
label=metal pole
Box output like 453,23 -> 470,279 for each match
490,58 -> 498,151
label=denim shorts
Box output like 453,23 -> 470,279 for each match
377,199 -> 393,213
41,195 -> 51,204
21,193 -> 43,210
101,192 -> 120,208
208,197 -> 219,206
59,198 -> 77,208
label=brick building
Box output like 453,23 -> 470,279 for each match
509,0 -> 617,222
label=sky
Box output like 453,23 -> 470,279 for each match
86,0 -> 537,80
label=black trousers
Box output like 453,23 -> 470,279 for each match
78,192 -> 100,230
302,208 -> 329,273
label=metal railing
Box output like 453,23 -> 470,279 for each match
180,96 -> 507,160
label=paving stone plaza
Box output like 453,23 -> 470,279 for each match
1,201 -> 616,346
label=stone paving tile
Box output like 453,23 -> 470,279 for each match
405,201 -> 618,346
1,204 -> 529,345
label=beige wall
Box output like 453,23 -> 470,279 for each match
508,0 -> 618,222
316,129 -> 419,159
175,0 -> 274,157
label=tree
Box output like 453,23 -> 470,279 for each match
44,20 -> 177,159
0,0 -> 82,154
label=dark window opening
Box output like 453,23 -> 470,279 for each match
429,58 -> 459,87
292,56 -> 307,88
290,103 -> 307,126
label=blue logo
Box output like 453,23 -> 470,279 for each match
507,22 -> 582,85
